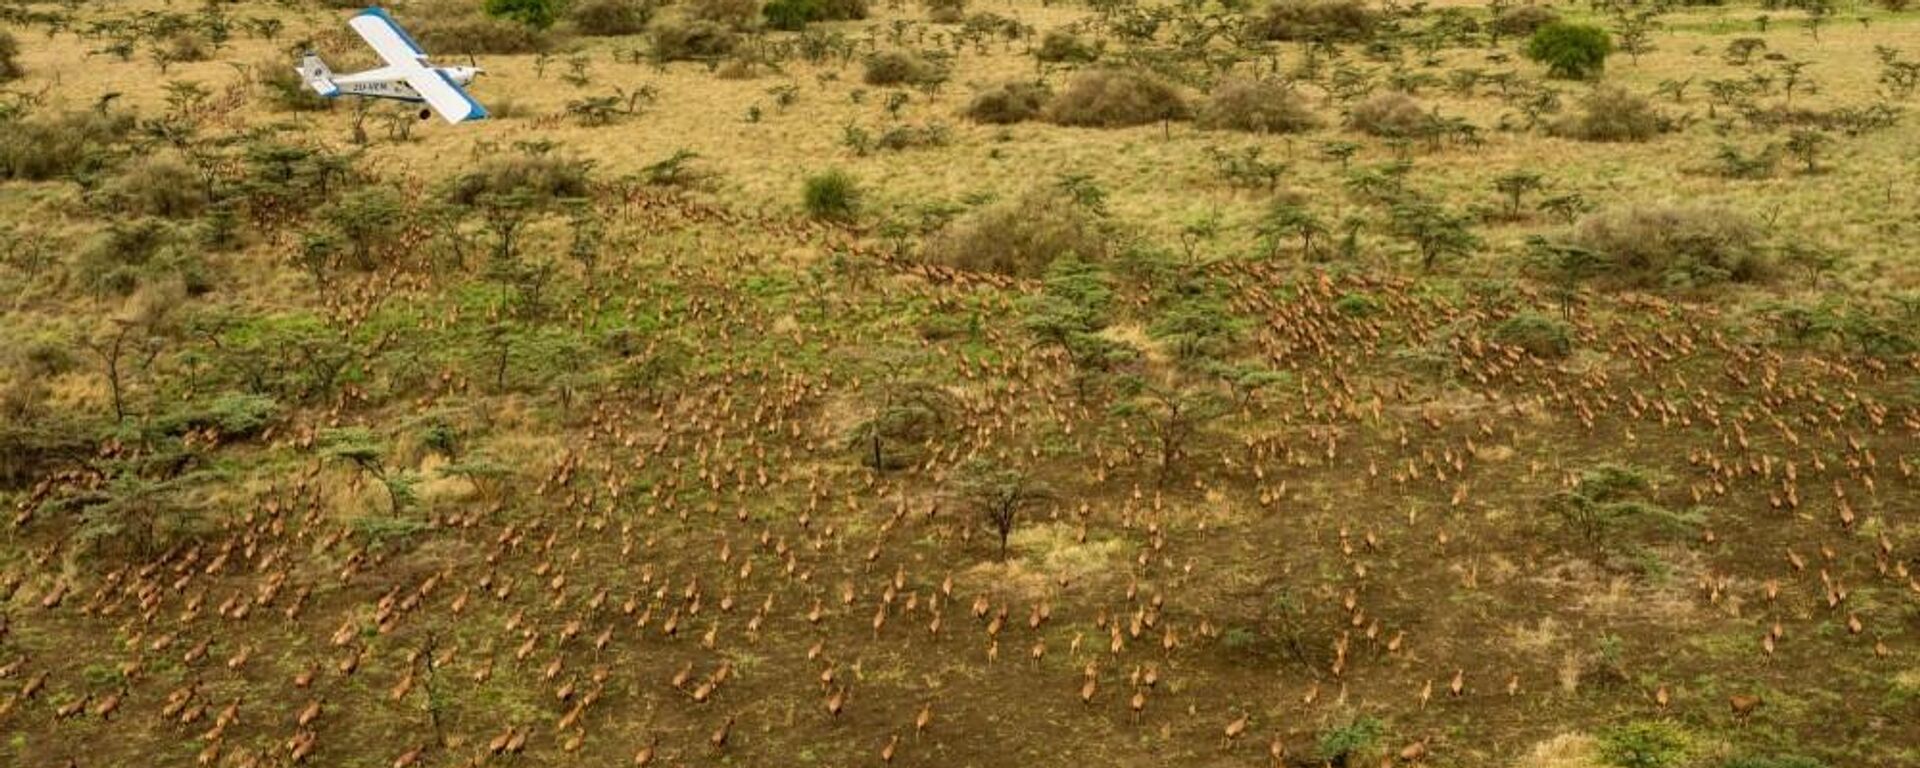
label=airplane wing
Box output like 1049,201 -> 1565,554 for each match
348,7 -> 429,67
402,68 -> 490,124
349,8 -> 487,124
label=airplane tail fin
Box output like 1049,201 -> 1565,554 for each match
296,52 -> 338,97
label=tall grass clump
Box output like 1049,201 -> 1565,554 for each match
802,170 -> 862,221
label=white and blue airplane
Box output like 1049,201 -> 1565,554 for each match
296,7 -> 487,124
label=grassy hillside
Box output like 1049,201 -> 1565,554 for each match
0,0 -> 1914,767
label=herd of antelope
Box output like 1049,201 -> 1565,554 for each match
1,197 -> 1913,766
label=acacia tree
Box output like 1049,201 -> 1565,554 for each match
1493,170 -> 1545,220
1523,236 -> 1607,319
951,457 -> 1052,561
321,186 -> 405,270
1388,199 -> 1480,270
1020,256 -> 1136,398
320,427 -> 419,517
1112,373 -> 1228,484
847,349 -> 957,472
1259,202 -> 1327,259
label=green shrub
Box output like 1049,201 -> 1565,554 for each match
1597,722 -> 1690,768
570,0 -> 656,35
94,157 -> 207,219
0,109 -> 133,181
1199,78 -> 1321,133
1316,716 -> 1385,767
1333,292 -> 1381,316
1572,204 -> 1771,288
964,81 -> 1050,124
1491,4 -> 1559,36
1550,86 -> 1665,142
0,31 -> 22,82
1721,756 -> 1827,768
864,50 -> 943,86
1526,22 -> 1612,79
650,17 -> 738,60
763,0 -> 817,30
924,187 -> 1108,276
152,393 -> 279,439
1035,29 -> 1098,63
485,0 -> 560,29
802,169 -> 862,221
1044,68 -> 1190,128
1255,0 -> 1378,42
1347,91 -> 1431,137
1493,313 -> 1572,357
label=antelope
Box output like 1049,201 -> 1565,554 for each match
1223,711 -> 1249,750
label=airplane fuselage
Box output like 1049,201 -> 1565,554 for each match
327,66 -> 480,104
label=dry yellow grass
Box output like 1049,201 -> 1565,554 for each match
10,1 -> 1916,289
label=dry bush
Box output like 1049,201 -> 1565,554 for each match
687,0 -> 762,28
815,0 -> 871,19
1254,0 -> 1378,42
964,81 -> 1050,124
0,31 -> 22,81
864,50 -> 942,86
1492,4 -> 1560,36
159,32 -> 211,62
1199,78 -> 1321,133
1550,86 -> 1665,142
570,0 -> 657,35
445,154 -> 594,206
1044,68 -> 1190,128
1035,29 -> 1098,63
1347,91 -> 1430,136
94,157 -> 207,218
924,0 -> 967,23
413,0 -> 554,54
1571,205 -> 1773,288
923,188 -> 1108,276
651,17 -> 738,60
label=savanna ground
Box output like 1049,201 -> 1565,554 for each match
0,0 -> 1915,766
